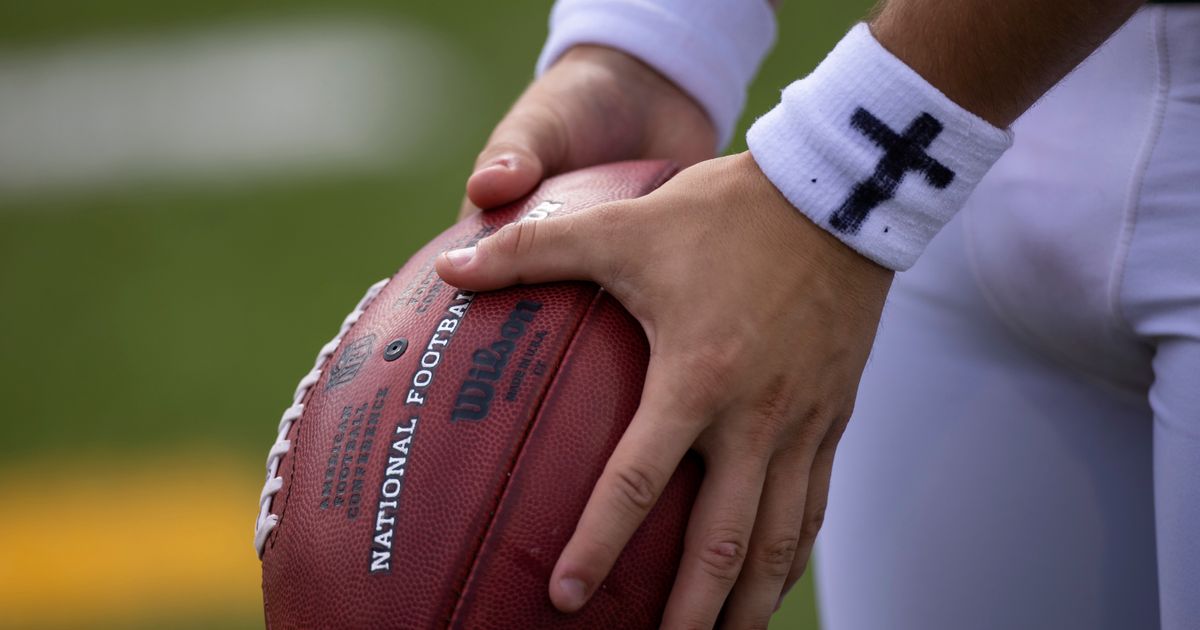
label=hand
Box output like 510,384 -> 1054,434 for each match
460,45 -> 717,219
436,153 -> 893,628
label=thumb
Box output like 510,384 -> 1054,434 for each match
436,211 -> 612,291
466,105 -> 569,211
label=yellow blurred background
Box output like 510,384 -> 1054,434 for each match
0,1 -> 870,627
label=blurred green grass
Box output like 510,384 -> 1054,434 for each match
0,1 -> 871,627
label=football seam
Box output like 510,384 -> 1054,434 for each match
268,281 -> 387,553
259,276 -> 393,560
259,278 -> 393,630
444,287 -> 606,629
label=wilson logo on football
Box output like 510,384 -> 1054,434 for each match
451,300 -> 542,422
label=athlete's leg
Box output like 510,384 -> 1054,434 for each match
1119,11 -> 1200,625
1147,338 -> 1200,629
815,215 -> 1159,630
814,6 -> 1200,629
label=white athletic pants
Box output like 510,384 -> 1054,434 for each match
816,6 -> 1200,629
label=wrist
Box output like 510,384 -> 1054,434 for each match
869,17 -> 1015,127
867,0 -> 1145,130
746,24 -> 1013,271
740,151 -> 894,288
555,44 -> 651,76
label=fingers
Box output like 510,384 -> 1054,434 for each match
549,363 -> 708,613
435,207 -> 619,291
719,451 -> 811,629
659,453 -> 768,630
466,104 -> 569,210
778,432 -> 840,607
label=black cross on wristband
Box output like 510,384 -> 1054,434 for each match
829,108 -> 956,235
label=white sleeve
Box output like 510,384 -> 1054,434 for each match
536,0 -> 777,151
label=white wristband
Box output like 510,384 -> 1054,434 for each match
536,0 -> 777,151
747,23 -> 1013,271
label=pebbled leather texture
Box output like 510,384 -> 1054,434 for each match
261,161 -> 702,629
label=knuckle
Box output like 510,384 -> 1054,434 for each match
671,353 -> 733,414
644,361 -> 723,430
676,616 -> 715,630
824,416 -> 851,444
581,203 -> 633,284
678,616 -> 718,630
744,375 -> 795,451
750,375 -> 792,427
807,401 -> 833,424
702,333 -> 750,370
799,505 -> 827,542
755,534 -> 799,579
695,530 -> 748,585
793,401 -> 840,443
492,219 -> 541,259
571,201 -> 638,286
587,200 -> 628,226
609,462 -> 661,516
676,334 -> 757,396
817,394 -> 856,426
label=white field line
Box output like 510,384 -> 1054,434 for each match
0,17 -> 459,198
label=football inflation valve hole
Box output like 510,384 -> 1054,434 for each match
384,338 -> 409,361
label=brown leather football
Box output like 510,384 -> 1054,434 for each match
255,161 -> 703,629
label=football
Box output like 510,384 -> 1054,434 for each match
255,161 -> 703,629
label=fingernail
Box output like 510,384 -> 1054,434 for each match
475,154 -> 516,175
443,246 -> 476,268
558,576 -> 588,610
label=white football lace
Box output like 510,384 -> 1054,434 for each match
254,277 -> 390,558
